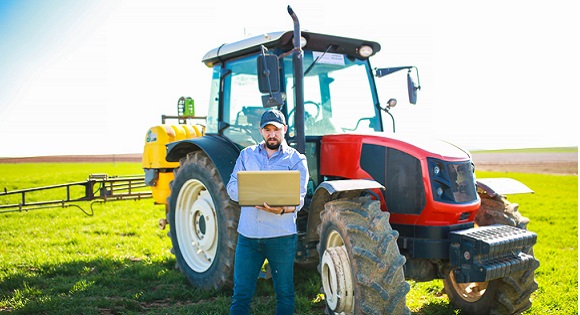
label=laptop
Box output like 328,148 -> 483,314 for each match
237,170 -> 301,206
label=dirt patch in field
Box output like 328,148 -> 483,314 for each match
471,151 -> 577,175
0,151 -> 577,175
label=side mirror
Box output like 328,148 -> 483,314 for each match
257,54 -> 280,93
407,71 -> 419,105
257,54 -> 284,107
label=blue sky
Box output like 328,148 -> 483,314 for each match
0,0 -> 578,157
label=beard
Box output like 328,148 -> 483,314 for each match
265,138 -> 281,150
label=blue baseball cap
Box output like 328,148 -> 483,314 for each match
260,109 -> 286,128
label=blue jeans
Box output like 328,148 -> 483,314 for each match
230,234 -> 298,315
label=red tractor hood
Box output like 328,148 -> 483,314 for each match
320,133 -> 471,179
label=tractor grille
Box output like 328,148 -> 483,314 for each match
449,225 -> 539,283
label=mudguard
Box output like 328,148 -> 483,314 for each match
165,135 -> 241,185
305,179 -> 385,242
316,179 -> 385,195
476,178 -> 534,197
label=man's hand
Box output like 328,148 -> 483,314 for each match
255,202 -> 296,215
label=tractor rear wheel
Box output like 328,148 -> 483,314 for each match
317,196 -> 410,315
443,192 -> 539,314
167,151 -> 239,289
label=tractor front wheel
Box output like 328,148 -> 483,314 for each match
167,151 -> 239,290
317,196 -> 410,315
443,191 -> 539,314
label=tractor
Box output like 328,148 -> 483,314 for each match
142,7 -> 539,314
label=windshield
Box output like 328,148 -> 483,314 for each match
204,51 -> 382,147
283,51 -> 380,136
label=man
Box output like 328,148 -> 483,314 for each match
227,109 -> 309,315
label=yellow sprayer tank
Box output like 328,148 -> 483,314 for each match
142,124 -> 203,204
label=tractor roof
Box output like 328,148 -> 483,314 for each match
201,30 -> 381,67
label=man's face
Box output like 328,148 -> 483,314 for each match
260,124 -> 286,150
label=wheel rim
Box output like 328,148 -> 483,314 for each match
321,230 -> 354,313
175,179 -> 218,272
449,270 -> 489,303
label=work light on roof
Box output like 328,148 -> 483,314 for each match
293,36 -> 307,48
358,45 -> 373,57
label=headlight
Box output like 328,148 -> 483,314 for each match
433,165 -> 441,176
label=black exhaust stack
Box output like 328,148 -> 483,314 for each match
287,5 -> 305,154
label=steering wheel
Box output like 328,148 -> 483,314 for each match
227,123 -> 262,144
288,100 -> 321,125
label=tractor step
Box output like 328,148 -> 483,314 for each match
449,224 -> 538,283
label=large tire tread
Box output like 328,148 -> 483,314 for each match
168,151 -> 239,290
318,197 -> 410,315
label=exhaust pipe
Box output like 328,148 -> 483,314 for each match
287,5 -> 305,154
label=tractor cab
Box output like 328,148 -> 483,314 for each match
201,30 -> 419,188
202,30 -> 420,138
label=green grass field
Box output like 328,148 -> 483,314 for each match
0,162 -> 577,314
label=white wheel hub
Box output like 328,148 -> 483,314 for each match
321,231 -> 354,314
450,270 -> 489,302
175,179 -> 218,272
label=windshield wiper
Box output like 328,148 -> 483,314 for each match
303,45 -> 332,76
